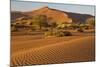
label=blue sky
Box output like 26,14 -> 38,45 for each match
11,1 -> 95,16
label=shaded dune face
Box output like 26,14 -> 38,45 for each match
11,36 -> 95,66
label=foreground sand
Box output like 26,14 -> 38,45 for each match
11,35 -> 95,66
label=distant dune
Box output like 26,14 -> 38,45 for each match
11,36 -> 95,66
11,6 -> 94,24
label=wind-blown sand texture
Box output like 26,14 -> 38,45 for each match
11,35 -> 95,66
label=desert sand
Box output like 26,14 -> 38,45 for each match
11,35 -> 95,66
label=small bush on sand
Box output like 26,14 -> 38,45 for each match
55,32 -> 65,37
11,26 -> 18,32
44,30 -> 72,37
44,31 -> 53,37
77,28 -> 84,32
56,31 -> 72,37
